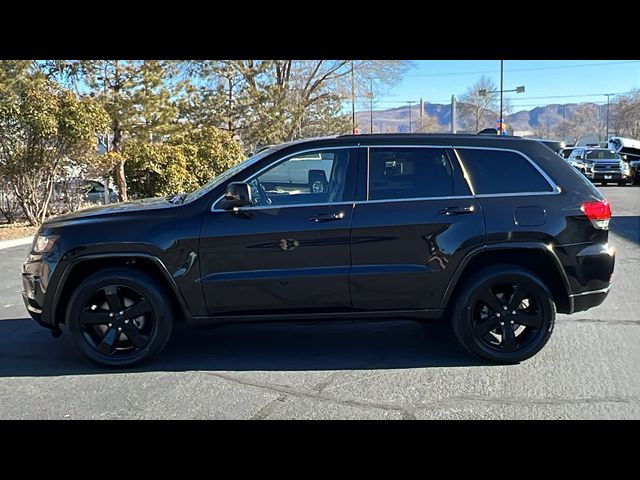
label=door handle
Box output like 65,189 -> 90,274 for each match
440,206 -> 475,216
308,212 -> 345,223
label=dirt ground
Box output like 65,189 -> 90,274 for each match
0,222 -> 37,241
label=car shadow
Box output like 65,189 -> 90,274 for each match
0,317 -> 485,377
610,216 -> 640,246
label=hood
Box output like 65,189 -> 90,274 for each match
43,196 -> 176,225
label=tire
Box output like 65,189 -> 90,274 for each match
618,181 -> 626,187
450,265 -> 555,364
67,267 -> 174,367
308,170 -> 328,194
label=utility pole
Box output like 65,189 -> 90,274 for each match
227,76 -> 233,133
419,97 -> 424,131
407,101 -> 414,133
370,79 -> 374,134
605,93 -> 613,139
451,95 -> 457,133
351,60 -> 356,132
561,105 -> 565,143
499,60 -> 504,133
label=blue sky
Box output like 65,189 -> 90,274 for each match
375,60 -> 640,111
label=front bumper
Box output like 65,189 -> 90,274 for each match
571,286 -> 612,313
22,254 -> 55,329
587,171 -> 623,181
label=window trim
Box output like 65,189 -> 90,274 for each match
452,145 -> 561,197
210,146 -> 355,212
210,143 -> 561,212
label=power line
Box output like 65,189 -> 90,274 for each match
402,61 -> 640,79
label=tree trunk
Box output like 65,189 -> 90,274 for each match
114,160 -> 127,202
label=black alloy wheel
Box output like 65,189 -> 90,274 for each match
67,268 -> 174,367
451,265 -> 555,363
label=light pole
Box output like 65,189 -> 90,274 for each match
407,101 -> 414,133
500,60 -> 504,134
351,60 -> 356,133
605,93 -> 614,139
370,79 -> 374,134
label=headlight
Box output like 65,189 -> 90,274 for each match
621,161 -> 631,175
32,234 -> 59,254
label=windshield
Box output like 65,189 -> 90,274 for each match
182,147 -> 279,203
586,150 -> 619,160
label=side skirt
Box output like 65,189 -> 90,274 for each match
185,308 -> 444,327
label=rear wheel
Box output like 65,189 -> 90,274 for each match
451,265 -> 555,363
67,268 -> 174,367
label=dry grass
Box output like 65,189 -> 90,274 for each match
0,222 -> 38,241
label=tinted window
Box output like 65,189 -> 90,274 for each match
457,149 -> 553,194
368,148 -> 454,200
586,150 -> 619,160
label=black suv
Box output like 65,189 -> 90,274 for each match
22,134 -> 615,367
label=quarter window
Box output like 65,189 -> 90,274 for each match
456,149 -> 553,194
368,148 -> 454,200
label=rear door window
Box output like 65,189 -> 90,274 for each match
368,148 -> 455,200
456,148 -> 553,195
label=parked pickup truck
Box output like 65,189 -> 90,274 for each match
568,147 -> 627,185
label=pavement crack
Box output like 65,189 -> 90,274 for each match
560,318 -> 640,326
323,371 -> 393,392
312,372 -> 341,394
205,372 -> 640,418
251,395 -> 287,420
206,372 -> 406,417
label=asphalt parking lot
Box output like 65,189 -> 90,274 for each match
1,185 -> 639,419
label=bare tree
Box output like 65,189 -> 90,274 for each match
458,76 -> 501,132
612,89 -> 640,138
565,104 -> 601,144
413,110 -> 442,133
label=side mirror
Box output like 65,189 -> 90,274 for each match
220,182 -> 252,210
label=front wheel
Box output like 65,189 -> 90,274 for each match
451,265 -> 555,364
67,268 -> 174,367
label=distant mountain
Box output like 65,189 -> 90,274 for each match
356,102 -> 599,138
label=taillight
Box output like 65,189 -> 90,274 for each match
581,199 -> 611,230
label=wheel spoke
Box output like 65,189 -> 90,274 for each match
122,324 -> 147,349
80,309 -> 111,325
507,286 -> 528,311
517,311 -> 544,329
501,324 -> 517,352
96,327 -> 119,355
123,299 -> 152,320
103,285 -> 123,312
474,317 -> 500,337
479,287 -> 504,313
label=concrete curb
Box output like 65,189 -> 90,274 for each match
0,236 -> 34,251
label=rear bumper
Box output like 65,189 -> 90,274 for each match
570,286 -> 611,313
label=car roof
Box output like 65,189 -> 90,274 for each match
277,133 -> 529,150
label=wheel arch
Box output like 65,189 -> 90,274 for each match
442,243 -> 573,314
49,253 -> 192,327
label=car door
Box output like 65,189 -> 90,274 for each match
199,147 -> 358,316
349,146 -> 485,311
